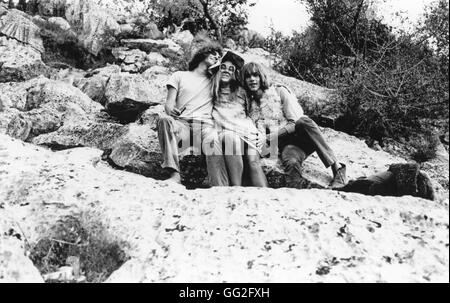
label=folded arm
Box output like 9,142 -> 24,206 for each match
268,86 -> 304,142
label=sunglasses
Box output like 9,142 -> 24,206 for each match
220,64 -> 236,73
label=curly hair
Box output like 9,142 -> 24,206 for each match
241,62 -> 270,91
188,45 -> 223,71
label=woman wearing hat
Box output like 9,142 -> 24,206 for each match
209,51 -> 268,187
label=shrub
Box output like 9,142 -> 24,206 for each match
263,1 -> 449,145
336,34 -> 449,143
410,131 -> 440,163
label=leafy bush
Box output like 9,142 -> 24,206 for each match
336,33 -> 449,143
263,0 -> 449,147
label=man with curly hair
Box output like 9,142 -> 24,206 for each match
158,45 -> 229,186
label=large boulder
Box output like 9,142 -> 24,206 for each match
32,121 -> 169,179
171,30 -> 194,47
0,8 -> 45,53
0,135 -> 448,282
0,77 -> 102,141
0,108 -> 32,141
111,48 -> 169,73
32,121 -> 125,150
26,77 -> 103,115
35,0 -> 147,22
145,52 -> 169,67
74,64 -> 121,103
50,67 -> 86,86
47,16 -> 71,31
142,22 -> 163,40
0,37 -> 48,83
103,72 -> 164,122
112,47 -> 147,73
65,0 -> 121,56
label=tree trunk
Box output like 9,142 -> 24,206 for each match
17,0 -> 27,11
198,0 -> 222,42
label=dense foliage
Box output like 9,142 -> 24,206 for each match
264,0 -> 449,150
150,0 -> 255,42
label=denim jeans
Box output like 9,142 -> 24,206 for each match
279,116 -> 337,187
157,115 -> 229,186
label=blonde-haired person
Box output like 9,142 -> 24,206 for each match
209,51 -> 268,187
242,62 -> 347,189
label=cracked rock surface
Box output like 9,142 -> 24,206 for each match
0,135 -> 448,282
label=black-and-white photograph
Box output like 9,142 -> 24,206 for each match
0,0 -> 448,286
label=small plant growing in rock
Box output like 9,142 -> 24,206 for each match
29,213 -> 129,283
410,131 -> 440,163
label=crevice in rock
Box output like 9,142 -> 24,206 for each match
29,214 -> 130,283
40,143 -> 85,152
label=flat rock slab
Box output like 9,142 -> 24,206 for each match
0,134 -> 448,282
121,39 -> 182,58
0,9 -> 45,53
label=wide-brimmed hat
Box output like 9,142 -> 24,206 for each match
209,50 -> 245,74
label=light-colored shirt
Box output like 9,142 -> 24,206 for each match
248,84 -> 304,137
166,71 -> 214,122
276,85 -> 304,134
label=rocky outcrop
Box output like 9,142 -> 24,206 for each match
120,39 -> 182,59
171,30 -> 194,47
36,0 -> 150,24
72,64 -> 170,113
31,122 -> 168,178
141,22 -> 163,40
111,47 -> 169,73
74,64 -> 121,103
28,102 -> 446,198
65,0 -> 120,56
0,37 -> 48,83
0,135 -> 448,282
0,77 -> 102,141
103,72 -> 164,122
0,8 -> 45,53
50,67 -> 86,86
48,16 -> 71,31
